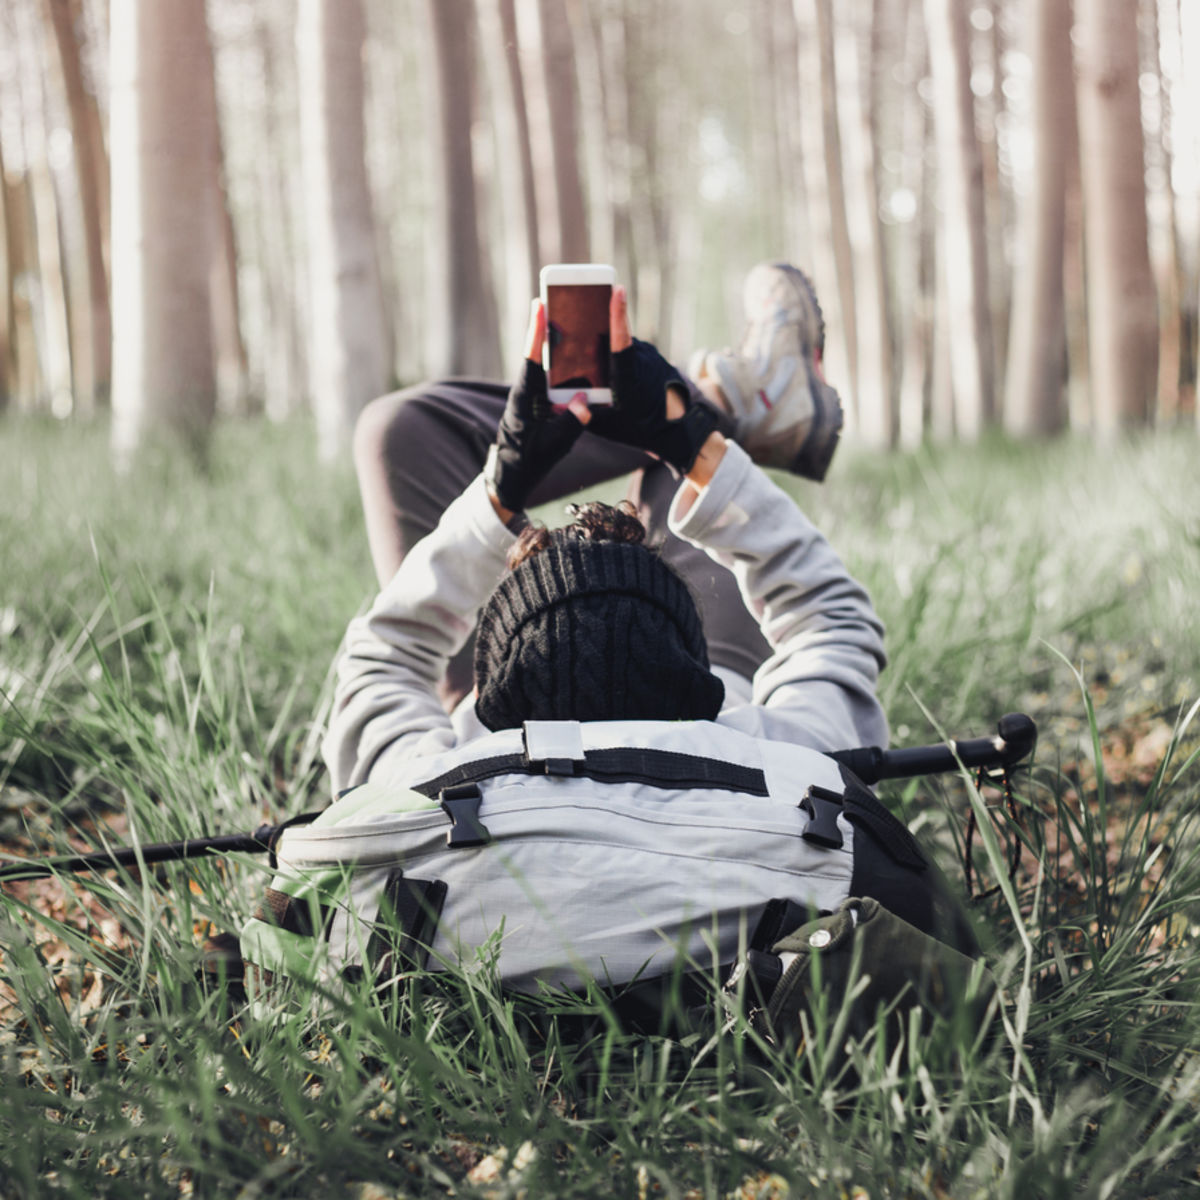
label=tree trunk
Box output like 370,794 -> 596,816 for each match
924,0 -> 995,439
1184,0 -> 1200,428
493,0 -> 541,294
1075,0 -> 1158,433
840,0 -> 893,447
980,0 -> 1009,389
751,0 -> 787,253
423,0 -> 502,379
255,9 -> 306,422
896,0 -> 933,447
0,138 -> 13,410
478,0 -> 541,371
772,0 -> 810,256
6,171 -> 45,409
595,0 -> 635,291
1004,0 -> 1070,437
206,96 -> 249,416
298,0 -> 392,458
20,0 -> 75,419
537,0 -> 589,262
44,0 -> 111,412
813,0 -> 860,428
566,0 -> 612,266
1061,23 -> 1090,433
1147,0 -> 1182,423
109,0 -> 218,463
793,0 -> 849,405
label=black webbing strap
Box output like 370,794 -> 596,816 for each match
837,765 -> 927,871
368,871 -> 448,978
411,747 -> 769,799
252,887 -> 336,938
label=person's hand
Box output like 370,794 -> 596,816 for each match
586,286 -> 721,475
485,301 -> 591,519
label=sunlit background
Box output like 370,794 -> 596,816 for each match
0,0 -> 1196,462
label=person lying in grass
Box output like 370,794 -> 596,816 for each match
314,266 -> 984,1033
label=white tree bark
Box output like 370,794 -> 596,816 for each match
298,0 -> 391,460
110,0 -> 217,463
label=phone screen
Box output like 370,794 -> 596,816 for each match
546,284 -> 612,390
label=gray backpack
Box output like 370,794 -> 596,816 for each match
240,719 -> 902,1000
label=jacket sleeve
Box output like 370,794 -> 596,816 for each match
669,440 -> 888,754
322,476 -> 517,794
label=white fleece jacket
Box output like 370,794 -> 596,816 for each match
323,441 -> 887,794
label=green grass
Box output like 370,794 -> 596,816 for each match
2,416 -> 1199,1197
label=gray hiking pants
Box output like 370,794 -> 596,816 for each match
352,378 -> 770,708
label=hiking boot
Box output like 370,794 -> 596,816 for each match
688,263 -> 844,481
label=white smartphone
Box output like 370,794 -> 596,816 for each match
539,263 -> 617,405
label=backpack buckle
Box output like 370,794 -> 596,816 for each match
800,784 -> 845,849
440,784 -> 491,848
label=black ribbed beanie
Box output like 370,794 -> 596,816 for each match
473,538 -> 725,731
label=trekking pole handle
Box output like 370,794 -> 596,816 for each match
829,712 -> 1037,785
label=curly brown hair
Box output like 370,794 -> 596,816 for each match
506,500 -> 646,571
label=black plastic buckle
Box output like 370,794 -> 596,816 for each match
800,784 -> 845,849
542,758 -> 577,777
440,784 -> 491,848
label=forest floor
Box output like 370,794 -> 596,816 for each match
1,417 -> 1199,1197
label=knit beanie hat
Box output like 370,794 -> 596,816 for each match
473,537 -> 725,731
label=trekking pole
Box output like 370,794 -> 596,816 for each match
0,818 -> 316,884
829,712 -> 1037,786
2,717 -> 1037,883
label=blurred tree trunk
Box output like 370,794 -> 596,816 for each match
1184,0 -> 1200,427
1004,0 -> 1070,437
1147,0 -> 1182,423
751,0 -> 787,253
423,0 -> 501,378
483,0 -> 541,314
537,0 -> 589,262
772,0 -> 809,257
1061,25 -> 1090,433
895,0 -> 933,447
20,1 -> 74,418
567,0 -> 612,267
45,0 -> 111,413
841,0 -> 894,447
794,0 -> 849,411
0,139 -> 13,410
622,4 -> 671,341
594,1 -> 635,290
924,0 -> 995,439
813,0 -> 860,428
298,0 -> 392,458
110,0 -> 218,463
1075,0 -> 1158,433
980,0 -> 1009,386
208,115 -> 248,416
256,9 -> 306,422
5,170 -> 44,408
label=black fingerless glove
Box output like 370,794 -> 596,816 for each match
587,339 -> 720,473
485,359 -> 585,512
